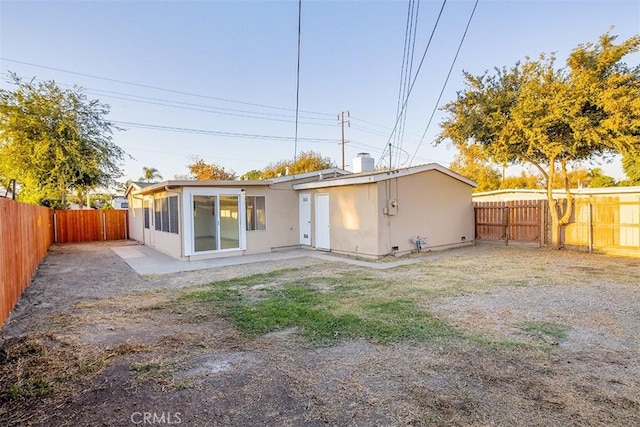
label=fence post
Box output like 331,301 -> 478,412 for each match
124,211 -> 128,240
538,200 -> 543,247
588,200 -> 593,253
53,212 -> 58,243
504,204 -> 510,246
102,211 -> 106,241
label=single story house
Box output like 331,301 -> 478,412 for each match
126,159 -> 476,260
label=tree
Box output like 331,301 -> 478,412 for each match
261,150 -> 334,179
187,157 -> 236,180
588,168 -> 616,187
622,153 -> 640,185
140,166 -> 162,182
449,142 -> 501,192
0,74 -> 124,208
438,33 -> 640,248
500,171 -> 542,189
240,169 -> 263,181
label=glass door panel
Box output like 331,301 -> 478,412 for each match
219,195 -> 240,249
193,196 -> 217,252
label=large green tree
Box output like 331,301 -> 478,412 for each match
449,142 -> 501,192
187,157 -> 236,180
438,33 -> 640,247
261,150 -> 334,179
0,74 -> 124,208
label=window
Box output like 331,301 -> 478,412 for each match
154,199 -> 162,231
143,201 -> 150,229
246,196 -> 266,231
153,195 -> 179,234
168,196 -> 179,234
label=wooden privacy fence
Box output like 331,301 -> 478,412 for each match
53,209 -> 129,243
564,197 -> 640,256
474,200 -> 545,245
0,198 -> 53,326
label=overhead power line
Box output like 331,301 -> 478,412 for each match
376,0 -> 448,169
293,0 -> 303,161
410,0 -> 479,166
0,57 -> 334,117
110,120 -> 340,143
1,71 -> 335,127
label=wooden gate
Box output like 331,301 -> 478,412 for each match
474,200 -> 545,245
53,210 -> 129,243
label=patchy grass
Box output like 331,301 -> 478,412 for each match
177,270 -> 463,346
0,333 -> 153,418
520,321 -> 569,343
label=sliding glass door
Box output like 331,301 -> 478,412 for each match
192,194 -> 240,253
193,196 -> 217,252
219,195 -> 240,249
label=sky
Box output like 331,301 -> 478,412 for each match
1,0 -> 639,186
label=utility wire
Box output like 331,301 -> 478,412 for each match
376,0 -> 447,168
1,72 -> 335,126
392,0 -> 415,164
410,0 -> 479,166
0,57 -> 334,117
293,0 -> 303,161
397,0 -> 420,167
111,120 -> 340,143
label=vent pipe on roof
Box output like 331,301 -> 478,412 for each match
353,153 -> 374,173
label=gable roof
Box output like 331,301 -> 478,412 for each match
292,163 -> 477,190
125,181 -> 156,197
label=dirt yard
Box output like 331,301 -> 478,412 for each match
1,241 -> 638,426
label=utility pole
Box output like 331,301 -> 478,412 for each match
338,110 -> 350,169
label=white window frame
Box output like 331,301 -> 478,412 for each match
182,188 -> 246,256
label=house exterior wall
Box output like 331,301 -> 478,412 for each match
148,190 -> 183,259
243,183 -> 300,254
128,194 -> 144,243
379,170 -> 474,255
304,183 -> 380,257
128,182 -> 303,261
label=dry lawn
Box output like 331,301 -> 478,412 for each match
1,242 -> 639,426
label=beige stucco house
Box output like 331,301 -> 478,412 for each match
126,161 -> 476,260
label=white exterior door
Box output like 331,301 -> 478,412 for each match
299,193 -> 311,245
315,194 -> 330,251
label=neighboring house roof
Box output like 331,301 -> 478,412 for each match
125,181 -> 158,197
473,186 -> 640,200
292,163 -> 477,190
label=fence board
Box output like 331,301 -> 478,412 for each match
474,201 -> 543,244
565,197 -> 640,255
54,210 -> 128,243
0,198 -> 52,325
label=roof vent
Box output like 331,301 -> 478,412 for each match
353,153 -> 374,173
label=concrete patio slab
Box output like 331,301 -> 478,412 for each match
112,244 -> 425,275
